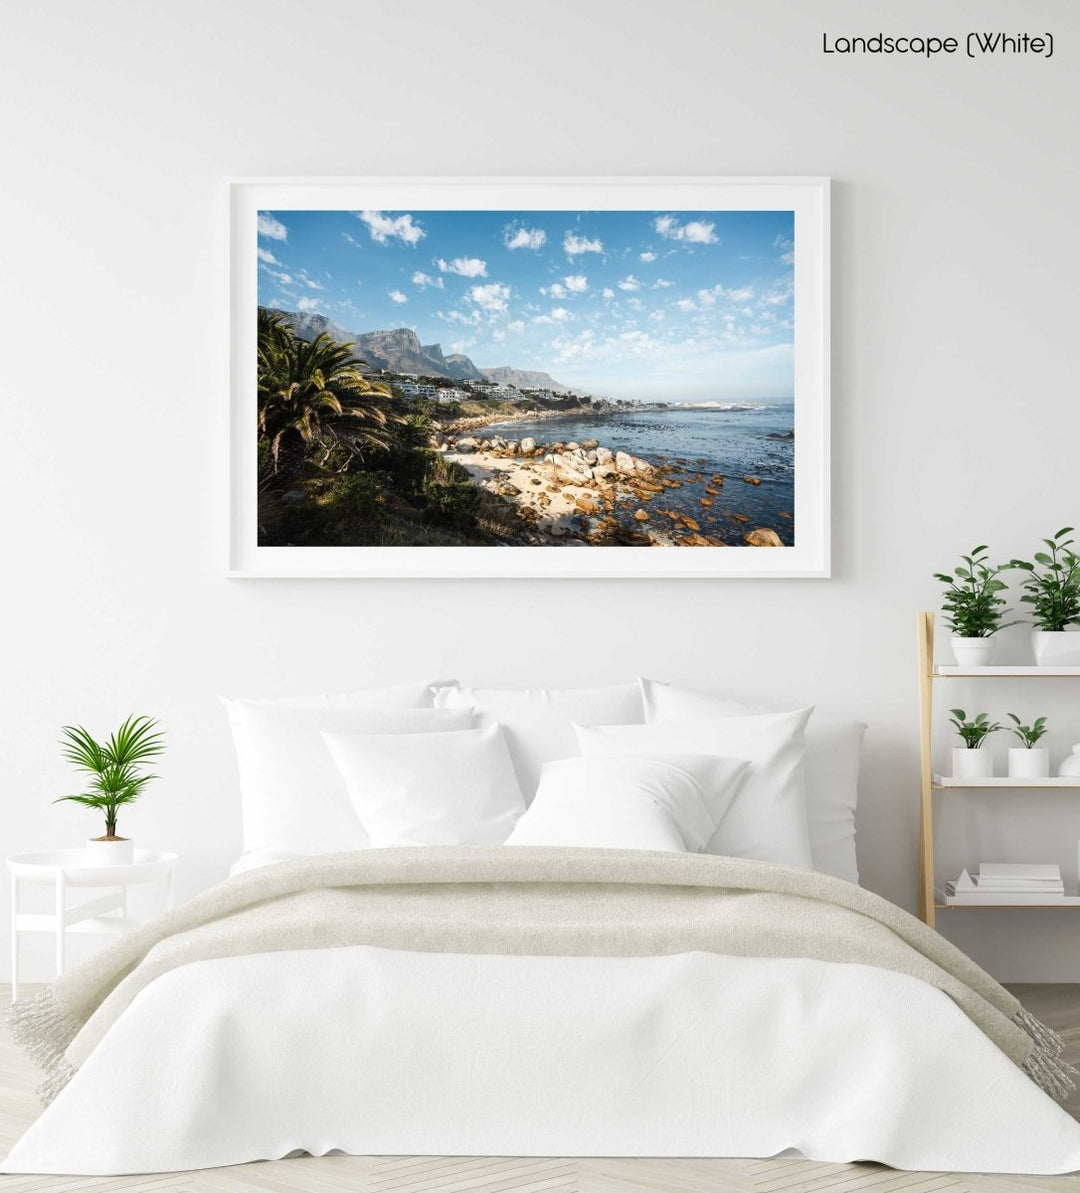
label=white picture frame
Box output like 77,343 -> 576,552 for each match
229,176 -> 830,578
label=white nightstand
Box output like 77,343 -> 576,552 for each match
8,849 -> 177,1001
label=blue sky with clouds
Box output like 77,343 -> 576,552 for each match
257,208 -> 794,402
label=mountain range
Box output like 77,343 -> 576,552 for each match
269,308 -> 568,393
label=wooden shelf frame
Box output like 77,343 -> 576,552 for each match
917,611 -> 1080,929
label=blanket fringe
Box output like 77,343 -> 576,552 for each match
1014,1006 -> 1077,1101
3,987 -> 80,1106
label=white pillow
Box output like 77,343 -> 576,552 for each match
222,700 -> 473,856
575,708 -> 813,869
237,681 -> 445,710
324,723 -> 526,847
505,755 -> 749,852
639,678 -> 865,883
433,683 -> 644,800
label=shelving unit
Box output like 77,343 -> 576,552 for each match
917,611 -> 1080,927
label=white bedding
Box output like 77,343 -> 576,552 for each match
6,945 -> 1080,1175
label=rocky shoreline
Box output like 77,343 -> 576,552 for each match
436,429 -> 788,548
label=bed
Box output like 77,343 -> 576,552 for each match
5,679 -> 1080,1177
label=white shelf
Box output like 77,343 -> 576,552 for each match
936,898 -> 1080,909
933,774 -> 1080,789
933,665 -> 1080,677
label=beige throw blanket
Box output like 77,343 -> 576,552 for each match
8,846 -> 1076,1105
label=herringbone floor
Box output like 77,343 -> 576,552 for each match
1,984 -> 1077,1193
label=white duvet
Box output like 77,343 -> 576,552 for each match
6,945 -> 1080,1176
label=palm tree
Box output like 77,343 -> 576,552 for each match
257,311 -> 394,484
54,716 -> 165,840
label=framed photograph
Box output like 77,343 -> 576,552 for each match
229,177 -> 829,578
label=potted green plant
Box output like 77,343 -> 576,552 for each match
948,709 -> 1002,780
1006,714 -> 1050,779
1009,528 -> 1080,666
933,546 -> 1016,667
55,715 -> 165,865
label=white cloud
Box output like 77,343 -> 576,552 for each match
296,297 -> 320,312
468,282 -> 511,312
299,272 -> 323,290
436,256 -> 488,278
257,213 -> 288,241
389,289 -> 408,303
256,246 -> 280,265
653,278 -> 673,289
438,308 -> 483,327
357,210 -> 426,246
563,274 -> 588,293
697,286 -> 721,307
639,251 -> 657,262
763,279 -> 793,306
601,287 -> 615,300
563,231 -> 603,258
675,297 -> 697,311
617,274 -> 642,292
653,215 -> 718,245
628,297 -> 645,311
727,285 -> 754,302
773,233 -> 795,265
412,271 -> 444,289
506,320 -> 525,334
504,224 -> 547,251
533,306 -> 572,325
541,282 -> 567,299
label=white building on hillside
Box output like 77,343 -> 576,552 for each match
396,382 -> 440,400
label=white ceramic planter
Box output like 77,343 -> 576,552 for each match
84,837 -> 135,866
952,747 -> 994,780
1008,747 -> 1050,779
951,636 -> 994,667
1059,745 -> 1080,778
1032,629 -> 1080,666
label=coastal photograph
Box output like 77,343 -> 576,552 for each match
255,206 -> 796,549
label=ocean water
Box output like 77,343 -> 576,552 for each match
476,403 -> 795,543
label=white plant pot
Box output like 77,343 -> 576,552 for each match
952,747 -> 994,780
1032,629 -> 1080,666
1008,747 -> 1050,779
951,636 -> 994,667
84,837 -> 134,866
1059,744 -> 1080,778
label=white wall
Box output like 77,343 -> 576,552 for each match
2,0 -> 1078,981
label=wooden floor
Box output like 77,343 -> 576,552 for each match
1,984 -> 1078,1192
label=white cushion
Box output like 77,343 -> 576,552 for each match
237,681 -> 445,710
222,698 -> 472,856
575,708 -> 814,869
639,678 -> 865,883
506,755 -> 748,852
433,683 -> 645,799
324,723 -> 526,847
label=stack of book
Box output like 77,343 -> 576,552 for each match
941,863 -> 1071,905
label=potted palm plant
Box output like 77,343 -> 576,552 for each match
55,715 -> 165,864
1006,714 -> 1050,779
934,545 -> 1016,667
1009,528 -> 1080,665
949,709 -> 1001,780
